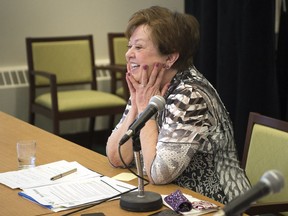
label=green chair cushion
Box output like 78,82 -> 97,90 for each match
32,41 -> 93,85
35,90 -> 126,112
116,87 -> 124,98
113,38 -> 128,65
246,124 -> 288,204
113,37 -> 128,80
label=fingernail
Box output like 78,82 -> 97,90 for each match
143,65 -> 148,70
155,63 -> 159,67
127,72 -> 131,76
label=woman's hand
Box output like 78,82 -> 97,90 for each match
126,63 -> 170,114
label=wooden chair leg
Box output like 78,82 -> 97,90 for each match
87,117 -> 95,149
52,118 -> 60,135
29,112 -> 35,125
89,117 -> 95,133
108,115 -> 115,131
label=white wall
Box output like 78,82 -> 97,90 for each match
0,0 -> 184,67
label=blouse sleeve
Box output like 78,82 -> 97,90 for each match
150,83 -> 213,184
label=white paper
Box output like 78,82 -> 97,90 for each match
20,175 -> 136,212
0,160 -> 101,189
0,160 -> 137,212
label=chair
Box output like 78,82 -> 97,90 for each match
26,35 -> 127,144
241,112 -> 288,215
107,33 -> 129,101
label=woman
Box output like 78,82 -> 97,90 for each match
106,6 -> 250,204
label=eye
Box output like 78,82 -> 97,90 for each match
135,45 -> 142,50
127,44 -> 143,50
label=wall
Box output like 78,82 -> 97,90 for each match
0,0 -> 184,67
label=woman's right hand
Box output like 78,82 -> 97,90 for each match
126,63 -> 169,114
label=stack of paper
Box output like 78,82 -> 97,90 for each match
0,160 -> 136,212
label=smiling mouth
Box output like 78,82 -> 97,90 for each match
130,63 -> 140,70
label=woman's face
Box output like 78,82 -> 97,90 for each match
125,25 -> 167,82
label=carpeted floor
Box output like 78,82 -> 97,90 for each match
61,130 -> 110,156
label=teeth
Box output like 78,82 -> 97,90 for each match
131,63 -> 139,69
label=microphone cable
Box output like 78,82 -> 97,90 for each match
61,139 -> 150,215
61,184 -> 139,216
118,142 -> 150,183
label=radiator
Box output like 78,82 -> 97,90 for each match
0,64 -> 116,134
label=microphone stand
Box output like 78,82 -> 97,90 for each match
120,131 -> 163,212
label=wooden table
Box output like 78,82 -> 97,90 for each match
0,111 -> 223,216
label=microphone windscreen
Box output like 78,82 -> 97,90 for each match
260,170 -> 285,194
149,95 -> 165,111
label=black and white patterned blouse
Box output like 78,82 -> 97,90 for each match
116,66 -> 251,204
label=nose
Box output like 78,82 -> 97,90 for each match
125,48 -> 134,62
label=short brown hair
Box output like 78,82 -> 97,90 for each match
125,6 -> 200,71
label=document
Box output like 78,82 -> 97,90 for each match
19,176 -> 136,212
0,160 -> 100,189
0,160 -> 137,212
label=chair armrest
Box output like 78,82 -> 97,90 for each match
245,202 -> 288,215
95,64 -> 126,69
95,64 -> 126,74
29,69 -> 57,89
95,64 -> 129,100
29,70 -> 58,110
30,70 -> 56,80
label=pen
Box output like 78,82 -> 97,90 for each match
50,168 -> 77,181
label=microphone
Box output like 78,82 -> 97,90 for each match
119,95 -> 165,212
214,170 -> 285,216
119,95 -> 165,145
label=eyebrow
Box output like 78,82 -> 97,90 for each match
128,38 -> 146,44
